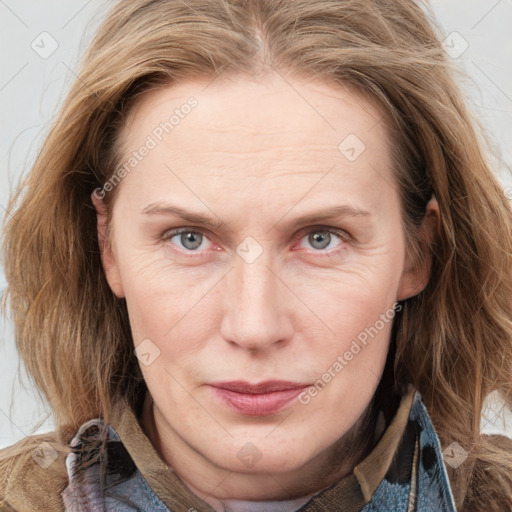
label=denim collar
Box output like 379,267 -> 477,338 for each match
62,389 -> 457,511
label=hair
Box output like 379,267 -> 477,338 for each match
1,0 -> 512,509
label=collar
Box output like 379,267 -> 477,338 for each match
61,387 -> 458,511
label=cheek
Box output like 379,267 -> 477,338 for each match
291,259 -> 401,395
296,303 -> 396,429
115,253 -> 177,336
116,252 -> 221,356
306,288 -> 396,380
289,252 -> 402,336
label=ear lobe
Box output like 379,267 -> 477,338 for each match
397,195 -> 440,301
91,191 -> 125,298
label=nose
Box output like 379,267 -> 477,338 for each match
219,251 -> 293,353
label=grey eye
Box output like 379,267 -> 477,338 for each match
308,231 -> 333,250
177,231 -> 204,250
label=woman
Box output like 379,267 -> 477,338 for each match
1,0 -> 511,510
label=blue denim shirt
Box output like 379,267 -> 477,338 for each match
62,391 -> 458,511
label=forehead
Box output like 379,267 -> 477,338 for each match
115,73 -> 396,214
122,72 -> 389,151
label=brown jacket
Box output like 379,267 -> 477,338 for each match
0,388 -> 506,511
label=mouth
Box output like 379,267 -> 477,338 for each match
208,380 -> 309,416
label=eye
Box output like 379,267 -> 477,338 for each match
297,226 -> 349,253
162,228 -> 213,252
161,226 -> 350,256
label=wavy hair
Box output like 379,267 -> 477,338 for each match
2,0 -> 512,509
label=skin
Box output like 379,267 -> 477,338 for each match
92,72 -> 439,509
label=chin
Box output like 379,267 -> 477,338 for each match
206,438 -> 315,474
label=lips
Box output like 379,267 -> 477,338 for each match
208,380 -> 309,416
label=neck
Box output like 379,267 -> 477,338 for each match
140,391 -> 383,509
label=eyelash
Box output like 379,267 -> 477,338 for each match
160,226 -> 351,257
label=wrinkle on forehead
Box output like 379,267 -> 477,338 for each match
112,72 -> 398,229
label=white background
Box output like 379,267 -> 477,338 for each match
1,0 -> 511,448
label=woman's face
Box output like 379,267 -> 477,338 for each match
95,73 -> 432,499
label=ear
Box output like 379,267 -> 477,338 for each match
397,195 -> 440,301
91,191 -> 125,298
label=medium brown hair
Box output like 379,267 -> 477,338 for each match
2,0 -> 512,509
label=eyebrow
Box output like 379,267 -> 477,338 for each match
275,205 -> 371,230
141,202 -> 371,230
142,202 -> 223,228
